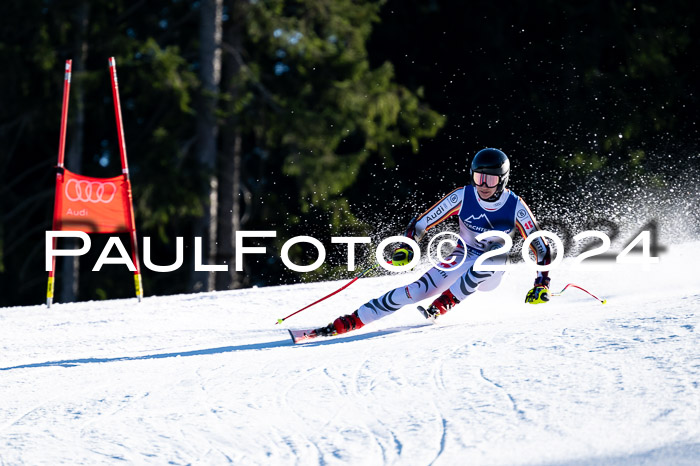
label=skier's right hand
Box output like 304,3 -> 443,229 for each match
391,244 -> 414,266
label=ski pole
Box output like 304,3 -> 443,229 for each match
275,262 -> 385,324
551,283 -> 607,304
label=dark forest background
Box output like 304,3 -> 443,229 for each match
1,0 -> 698,307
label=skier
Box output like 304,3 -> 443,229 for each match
315,148 -> 552,337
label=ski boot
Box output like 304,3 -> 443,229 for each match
420,290 -> 460,320
315,310 -> 365,337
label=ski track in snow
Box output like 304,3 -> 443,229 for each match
0,242 -> 699,465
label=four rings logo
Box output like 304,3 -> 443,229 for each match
65,179 -> 117,203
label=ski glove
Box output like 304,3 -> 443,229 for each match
525,286 -> 550,304
391,244 -> 414,266
525,276 -> 550,304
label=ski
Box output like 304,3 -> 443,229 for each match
417,305 -> 438,323
288,328 -> 337,344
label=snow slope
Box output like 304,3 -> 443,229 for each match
1,242 -> 698,465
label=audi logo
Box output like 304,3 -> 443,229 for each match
65,179 -> 118,203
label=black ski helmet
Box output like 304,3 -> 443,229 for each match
470,148 -> 510,200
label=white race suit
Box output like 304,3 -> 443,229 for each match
356,185 -> 552,325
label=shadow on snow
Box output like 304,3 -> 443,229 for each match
0,324 -> 432,371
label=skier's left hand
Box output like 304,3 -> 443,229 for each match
525,286 -> 550,304
525,276 -> 550,304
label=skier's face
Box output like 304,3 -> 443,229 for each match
472,171 -> 500,200
476,185 -> 497,200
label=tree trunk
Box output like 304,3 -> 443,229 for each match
190,0 -> 223,292
61,0 -> 89,303
216,0 -> 245,290
216,131 -> 242,290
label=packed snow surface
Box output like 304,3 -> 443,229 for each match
1,242 -> 698,465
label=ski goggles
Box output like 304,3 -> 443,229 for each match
472,172 -> 501,188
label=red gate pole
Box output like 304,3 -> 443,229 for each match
47,59 -> 72,308
108,57 -> 143,302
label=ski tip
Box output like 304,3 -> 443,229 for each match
417,305 -> 436,323
288,328 -> 327,344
